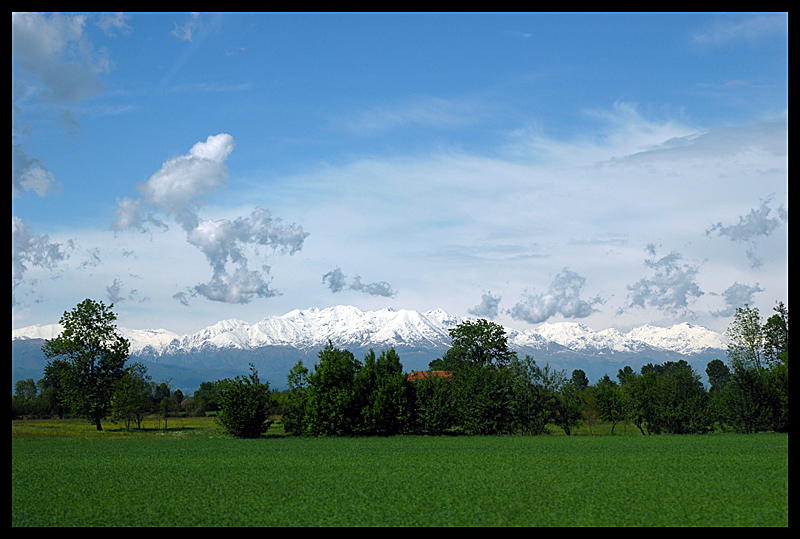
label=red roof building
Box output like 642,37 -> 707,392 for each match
406,370 -> 453,382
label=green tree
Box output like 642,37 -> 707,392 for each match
191,381 -> 221,415
648,360 -> 710,434
41,299 -> 130,431
571,369 -> 589,391
721,365 -> 775,434
705,359 -> 731,427
303,343 -> 361,436
552,378 -> 584,435
281,360 -> 309,436
111,362 -> 152,430
446,318 -> 517,368
215,364 -> 273,438
455,361 -> 519,435
617,365 -> 634,385
354,348 -> 411,436
594,374 -> 626,434
13,378 -> 38,418
41,357 -> 70,419
523,359 -> 567,435
437,319 -> 520,435
726,304 -> 769,370
705,359 -> 731,393
506,355 -> 552,435
722,301 -> 788,433
763,301 -> 789,432
409,371 -> 457,435
763,301 -> 788,367
619,369 -> 651,435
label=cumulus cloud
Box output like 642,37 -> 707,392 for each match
508,268 -> 602,324
322,267 -> 348,293
110,197 -> 167,233
12,216 -> 73,307
705,196 -> 787,268
131,133 -> 236,231
184,207 -> 308,303
624,245 -> 703,314
113,134 -> 308,305
12,12 -> 110,198
712,282 -> 764,318
323,267 -> 397,298
469,291 -> 502,319
105,277 -> 144,304
12,142 -> 59,198
190,265 -> 279,304
12,12 -> 110,103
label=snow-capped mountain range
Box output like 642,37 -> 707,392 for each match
12,304 -> 726,358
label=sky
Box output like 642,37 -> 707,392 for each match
12,12 -> 788,336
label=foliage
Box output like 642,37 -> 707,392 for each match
616,361 -> 710,434
280,360 -> 309,436
40,299 -> 130,430
722,301 -> 789,433
408,370 -> 457,435
111,363 -> 152,431
444,318 -> 517,369
593,374 -> 625,434
353,348 -> 412,435
551,378 -> 585,435
190,381 -> 221,415
507,355 -> 553,435
302,343 -> 361,436
215,364 -> 273,438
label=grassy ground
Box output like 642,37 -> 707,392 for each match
12,417 -> 788,527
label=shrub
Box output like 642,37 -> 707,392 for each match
215,364 -> 273,438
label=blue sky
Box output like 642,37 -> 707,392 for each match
12,12 -> 788,335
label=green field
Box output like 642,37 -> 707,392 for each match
12,418 -> 788,527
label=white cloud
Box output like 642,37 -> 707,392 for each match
12,216 -> 74,307
171,12 -> 201,42
508,269 -> 603,324
135,133 -> 235,231
706,196 -> 787,242
712,282 -> 764,318
12,12 -> 111,202
112,134 -> 308,305
12,143 -> 59,198
469,291 -> 502,319
323,267 -> 397,298
624,246 -> 704,315
96,12 -> 132,37
691,14 -> 788,46
11,12 -> 110,103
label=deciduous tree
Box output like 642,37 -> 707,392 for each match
215,364 -> 273,439
41,299 -> 129,431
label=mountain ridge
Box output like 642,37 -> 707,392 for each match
12,304 -> 726,357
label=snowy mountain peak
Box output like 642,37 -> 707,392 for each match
12,305 -> 727,358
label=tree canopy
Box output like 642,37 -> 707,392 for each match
41,299 -> 130,430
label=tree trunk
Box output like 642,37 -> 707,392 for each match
95,415 -> 103,431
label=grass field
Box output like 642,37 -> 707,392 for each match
12,417 -> 789,527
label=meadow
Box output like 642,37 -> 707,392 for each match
12,417 -> 788,527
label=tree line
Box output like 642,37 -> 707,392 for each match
12,299 -> 788,439
277,301 -> 787,437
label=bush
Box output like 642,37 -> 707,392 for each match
215,364 -> 273,438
